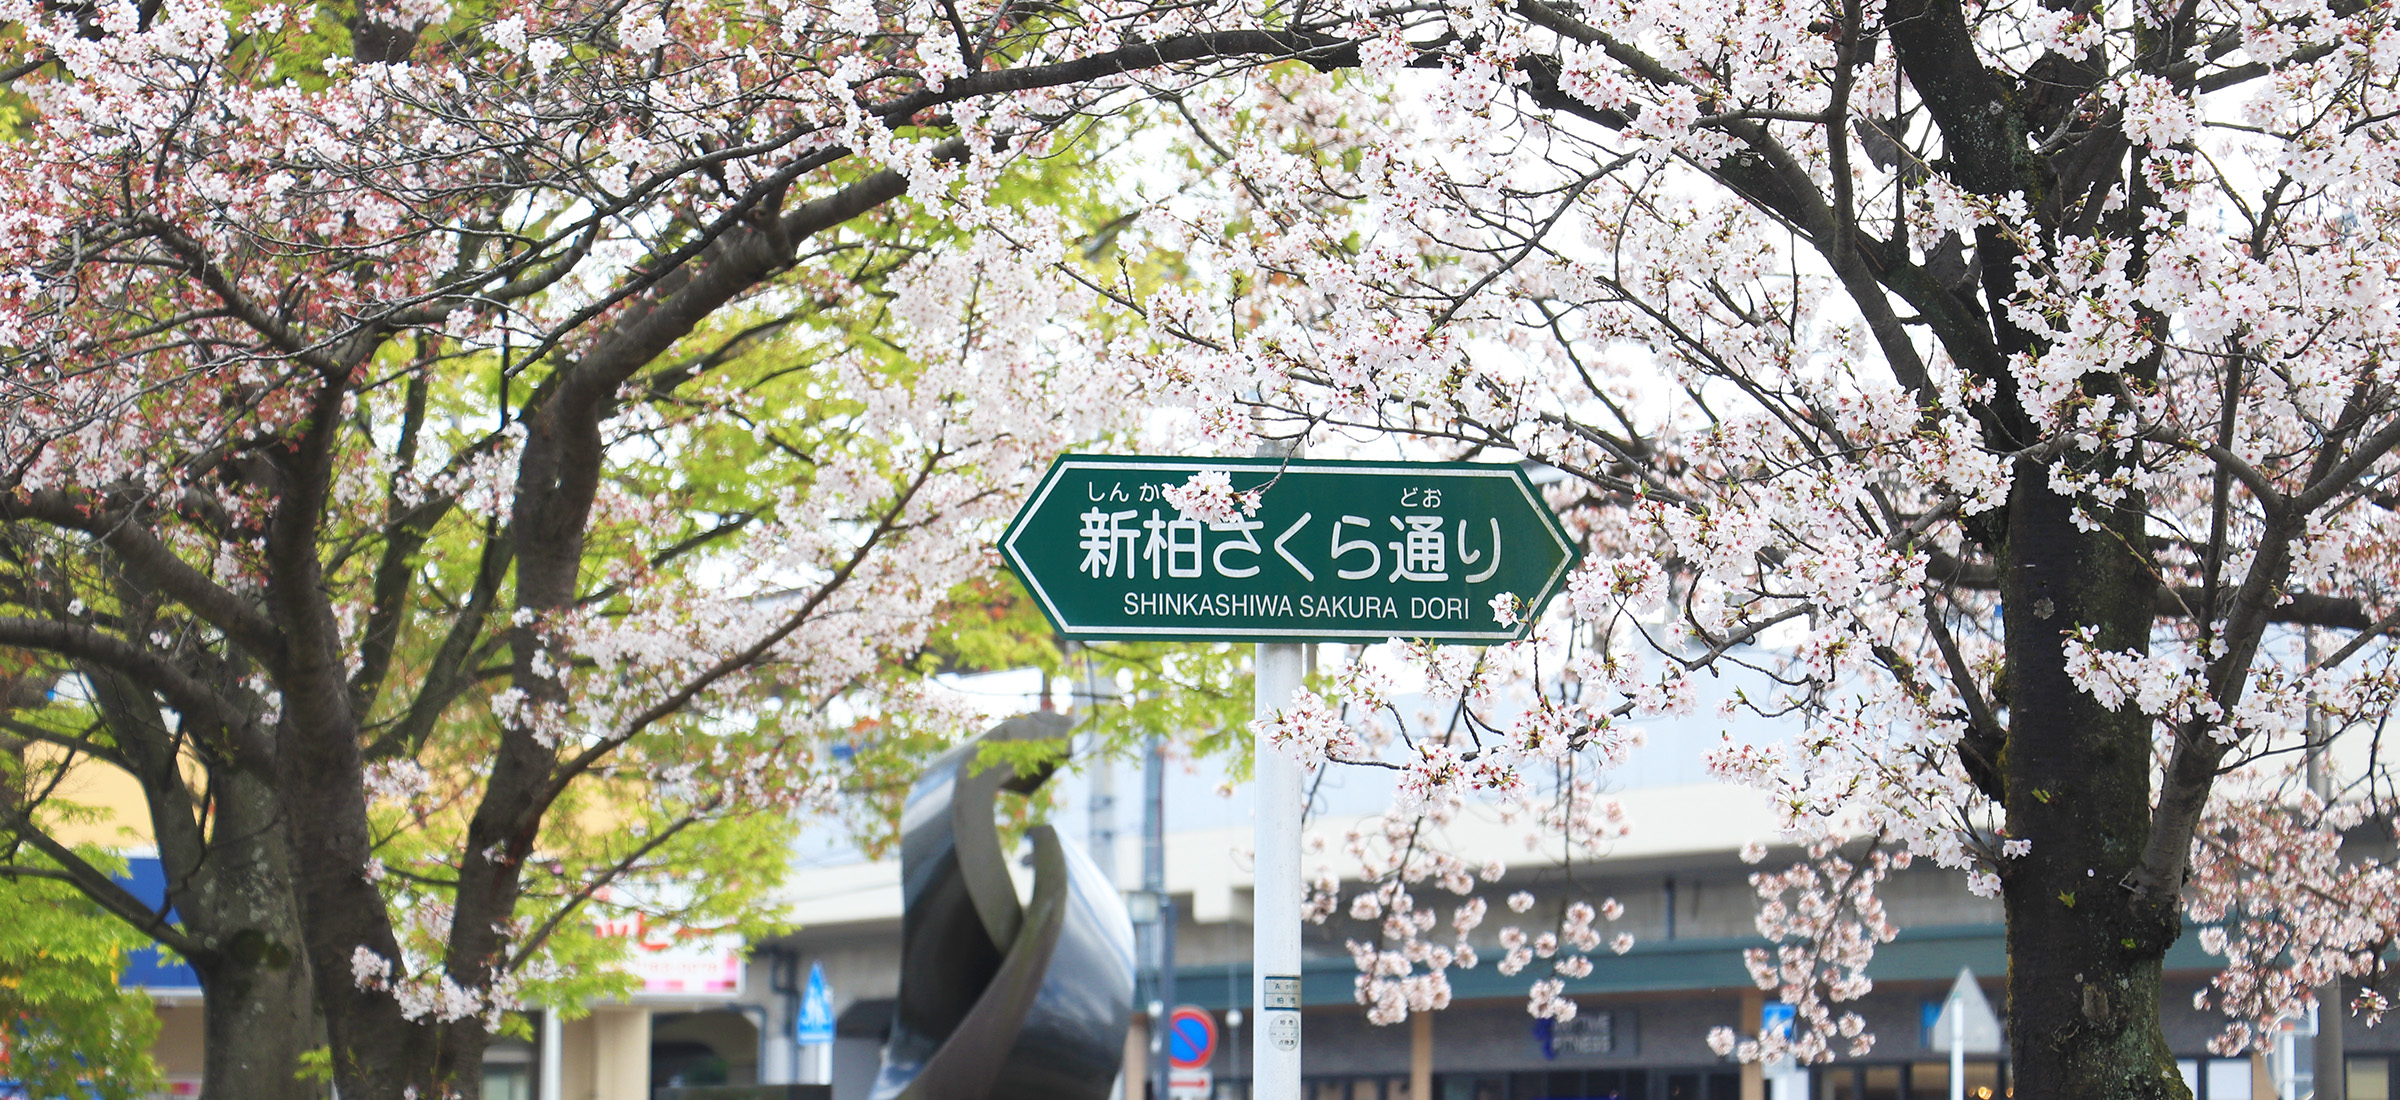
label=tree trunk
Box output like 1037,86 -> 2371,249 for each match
169,763 -> 325,1100
85,662 -> 329,1099
193,933 -> 323,1100
1999,473 -> 2188,1098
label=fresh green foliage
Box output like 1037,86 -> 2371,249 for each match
0,866 -> 162,1099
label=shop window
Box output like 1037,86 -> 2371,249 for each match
1299,1075 -> 1407,1100
1659,1071 -> 1738,1100
1439,1073 -> 1505,1100
2350,1056 -> 2392,1100
482,1063 -> 531,1100
1579,1070 -> 1641,1100
1910,1059 -> 2001,1099
2203,1059 -> 2252,1100
1494,1069 -> 1645,1100
1817,1061 -> 2016,1099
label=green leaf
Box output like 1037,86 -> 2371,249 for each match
0,867 -> 164,1099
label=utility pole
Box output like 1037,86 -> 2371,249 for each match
1254,641 -> 1303,1100
1146,731 -> 1179,1100
1253,433 -> 1304,1100
1084,645 -> 1124,1100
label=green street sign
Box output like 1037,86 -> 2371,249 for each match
999,455 -> 1580,644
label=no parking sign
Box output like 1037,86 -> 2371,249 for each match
1165,1005 -> 1218,1100
1165,1005 -> 1218,1067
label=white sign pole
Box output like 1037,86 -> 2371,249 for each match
539,1009 -> 562,1100
1949,997 -> 1964,1100
1254,640 -> 1305,1100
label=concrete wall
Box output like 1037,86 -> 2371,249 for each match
556,1007 -> 654,1100
151,1003 -> 206,1078
831,1037 -> 883,1100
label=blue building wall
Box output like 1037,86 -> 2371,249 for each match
115,856 -> 199,992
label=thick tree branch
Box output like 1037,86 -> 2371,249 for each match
869,29 -> 1364,127
0,618 -> 249,738
0,491 -> 283,662
0,803 -> 205,959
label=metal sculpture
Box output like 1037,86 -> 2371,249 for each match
871,713 -> 1136,1100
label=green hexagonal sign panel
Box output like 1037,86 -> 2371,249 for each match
999,455 -> 1580,644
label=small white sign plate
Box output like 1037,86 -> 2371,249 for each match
1267,1013 -> 1300,1052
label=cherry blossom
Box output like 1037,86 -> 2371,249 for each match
1100,0 -> 2400,1080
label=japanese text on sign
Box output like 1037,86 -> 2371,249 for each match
1001,456 -> 1579,644
1074,496 -> 1503,588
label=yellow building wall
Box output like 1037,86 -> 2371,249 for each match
21,745 -> 153,848
562,1013 -> 598,1100
557,1008 -> 655,1100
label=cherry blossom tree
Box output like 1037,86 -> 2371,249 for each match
0,2 -> 1394,1097
1083,0 -> 2400,1095
5,0 -> 2396,1090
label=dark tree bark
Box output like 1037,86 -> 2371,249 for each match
1997,477 -> 2186,1098
1877,0 -> 2201,1088
177,781 -> 322,1100
88,654 -> 321,1100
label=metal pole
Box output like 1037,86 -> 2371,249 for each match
1145,731 -> 1167,907
1146,732 -> 1169,1100
1255,640 -> 1305,1100
1085,646 -> 1120,892
539,1008 -> 562,1100
1949,997 -> 1964,1100
1158,896 -> 1181,1100
1085,648 -> 1127,1100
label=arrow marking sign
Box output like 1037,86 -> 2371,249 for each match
1929,967 -> 2002,1054
1001,456 -> 1579,644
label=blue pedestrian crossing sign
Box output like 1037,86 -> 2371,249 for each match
796,962 -> 836,1045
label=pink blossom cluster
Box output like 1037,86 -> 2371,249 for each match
1705,844 -> 1899,1064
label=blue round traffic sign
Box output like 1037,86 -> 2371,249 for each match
1165,1006 -> 1218,1068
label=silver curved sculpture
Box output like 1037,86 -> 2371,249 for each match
871,713 -> 1137,1100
